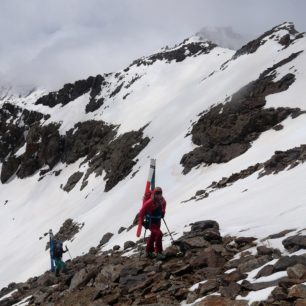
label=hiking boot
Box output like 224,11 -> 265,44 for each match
146,252 -> 156,259
156,253 -> 166,260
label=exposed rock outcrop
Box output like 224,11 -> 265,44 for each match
45,219 -> 84,250
130,39 -> 217,68
232,22 -> 302,60
0,116 -> 150,192
35,75 -> 105,108
183,144 -> 306,203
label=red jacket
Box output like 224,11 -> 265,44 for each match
139,196 -> 166,224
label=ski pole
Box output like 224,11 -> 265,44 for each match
139,228 -> 147,258
66,246 -> 72,260
162,218 -> 174,243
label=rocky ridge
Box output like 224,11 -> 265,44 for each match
183,144 -> 306,203
2,220 -> 306,305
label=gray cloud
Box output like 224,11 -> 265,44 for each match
0,0 -> 305,92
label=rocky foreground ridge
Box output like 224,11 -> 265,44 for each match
2,221 -> 306,305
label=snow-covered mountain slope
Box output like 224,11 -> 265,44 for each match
0,22 -> 306,290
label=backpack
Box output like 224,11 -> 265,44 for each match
142,201 -> 163,229
143,215 -> 151,229
53,241 -> 63,258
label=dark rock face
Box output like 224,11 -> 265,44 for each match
62,120 -> 116,165
1,114 -> 150,192
82,129 -> 150,192
1,121 -> 63,183
35,73 -> 111,113
1,156 -> 21,183
0,103 -> 50,182
85,75 -> 107,113
110,82 -> 124,98
85,97 -> 104,113
260,145 -> 306,177
63,172 -> 84,192
232,22 -> 302,60
36,74 -> 104,108
131,40 -> 217,67
181,49 -> 303,174
18,123 -> 63,179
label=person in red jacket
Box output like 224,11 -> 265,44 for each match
138,187 -> 166,259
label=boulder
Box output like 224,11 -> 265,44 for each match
118,227 -> 126,234
222,270 -> 247,283
189,247 -> 226,268
123,241 -> 136,250
237,255 -> 271,273
283,235 -> 306,252
255,265 -> 274,279
69,268 -> 96,291
287,264 -> 306,279
98,232 -> 113,247
296,299 -> 306,306
198,279 -> 218,295
274,256 -> 306,272
180,236 -> 210,249
257,246 -> 274,256
196,296 -> 248,305
172,264 -> 193,276
191,220 -> 219,232
288,284 -> 306,299
219,281 -> 241,299
271,286 -> 288,300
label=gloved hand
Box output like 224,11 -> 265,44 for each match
161,212 -> 165,218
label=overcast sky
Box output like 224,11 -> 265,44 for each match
0,0 -> 305,92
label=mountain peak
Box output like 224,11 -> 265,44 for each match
129,36 -> 218,68
233,21 -> 304,59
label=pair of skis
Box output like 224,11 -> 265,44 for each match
49,229 -> 55,272
136,159 -> 156,237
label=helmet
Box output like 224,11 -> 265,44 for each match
154,187 -> 163,195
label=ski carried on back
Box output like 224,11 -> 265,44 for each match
136,158 -> 156,237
